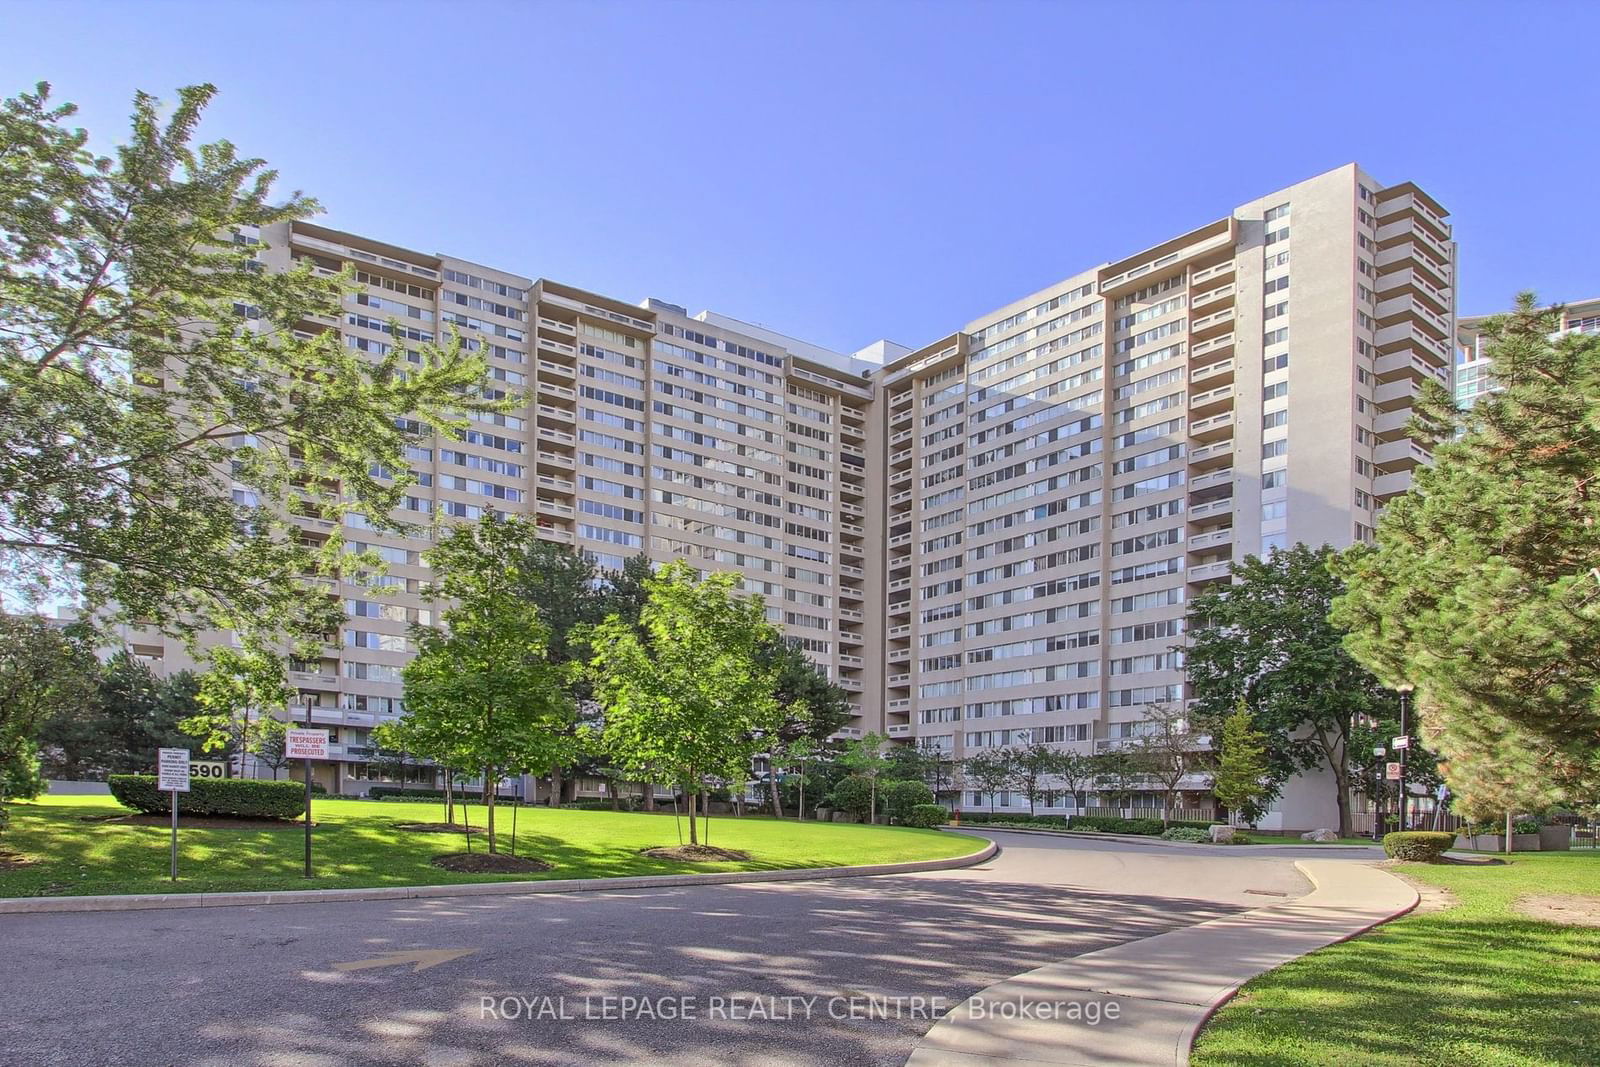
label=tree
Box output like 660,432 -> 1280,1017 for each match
1129,702 -> 1201,826
400,515 -> 578,853
961,749 -> 1013,813
753,633 -> 853,817
1008,744 -> 1064,816
1211,701 -> 1271,826
251,717 -> 292,780
41,652 -> 199,778
1053,748 -> 1097,815
1334,294 -> 1600,805
1186,543 -> 1398,836
584,560 -> 783,846
0,614 -> 97,797
182,642 -> 290,773
837,732 -> 891,823
1092,748 -> 1144,814
0,82 -> 502,643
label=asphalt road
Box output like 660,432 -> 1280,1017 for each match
0,832 -> 1339,1067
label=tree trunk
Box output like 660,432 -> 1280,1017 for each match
700,787 -> 709,843
769,763 -> 784,819
642,783 -> 656,811
869,778 -> 877,824
1505,810 -> 1514,854
484,766 -> 498,854
686,783 -> 699,845
610,780 -> 620,811
445,770 -> 455,825
549,765 -> 562,807
1331,758 -> 1353,838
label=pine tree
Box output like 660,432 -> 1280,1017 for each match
1334,293 -> 1600,807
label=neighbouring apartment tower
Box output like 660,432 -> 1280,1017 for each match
1455,295 -> 1600,409
129,163 -> 1454,828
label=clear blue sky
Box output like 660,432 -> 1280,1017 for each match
8,0 -> 1596,354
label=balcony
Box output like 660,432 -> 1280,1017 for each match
1374,267 -> 1450,316
1373,378 -> 1420,411
888,624 -> 911,639
1375,437 -> 1429,468
888,672 -> 911,687
289,669 -> 338,687
887,648 -> 910,664
1372,470 -> 1412,499
1190,258 -> 1236,287
1189,358 -> 1234,388
536,524 -> 574,544
537,336 -> 576,358
840,521 -> 864,537
537,426 -> 576,447
839,678 -> 863,692
838,654 -> 864,668
537,473 -> 575,494
1190,283 -> 1235,312
839,606 -> 864,621
840,564 -> 865,578
1189,384 -> 1235,417
537,403 -> 575,424
1189,497 -> 1234,521
1190,307 -> 1235,338
1189,410 -> 1235,442
538,358 -> 575,379
535,498 -> 575,519
1188,526 -> 1233,551
537,449 -> 575,470
1188,560 -> 1232,584
887,698 -> 911,712
889,577 -> 911,592
1189,466 -> 1234,492
536,379 -> 576,401
887,724 -> 912,738
1190,332 -> 1235,361
537,316 -> 577,336
1187,437 -> 1233,468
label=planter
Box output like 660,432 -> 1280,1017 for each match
1470,833 -> 1543,851
1539,825 -> 1572,851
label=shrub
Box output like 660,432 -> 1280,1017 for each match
364,786 -> 506,802
1069,815 -> 1167,835
954,812 -> 1068,827
108,775 -> 305,819
885,779 -> 936,824
1161,826 -> 1210,842
1383,831 -> 1456,862
905,804 -> 950,828
828,775 -> 875,819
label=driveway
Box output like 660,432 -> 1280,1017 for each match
0,831 -> 1325,1066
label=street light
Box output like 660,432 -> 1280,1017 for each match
1396,683 -> 1414,833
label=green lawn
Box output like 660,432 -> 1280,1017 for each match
1192,851 -> 1600,1066
0,794 -> 984,898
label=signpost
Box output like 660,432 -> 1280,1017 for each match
1392,736 -> 1411,750
286,727 -> 329,878
1385,761 -> 1402,781
156,748 -> 191,881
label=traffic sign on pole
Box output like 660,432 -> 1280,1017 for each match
1385,761 -> 1402,781
157,748 -> 190,881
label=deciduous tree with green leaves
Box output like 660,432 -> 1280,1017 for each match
583,560 -> 783,845
0,613 -> 96,800
400,515 -> 579,853
1129,702 -> 1203,826
960,749 -> 1014,814
1008,743 -> 1065,816
1186,543 -> 1399,836
0,82 -> 502,643
1334,294 -> 1600,807
181,641 -> 291,771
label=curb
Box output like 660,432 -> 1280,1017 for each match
905,857 -> 1418,1067
956,824 -> 1379,851
0,839 -> 998,915
1182,859 -> 1420,1063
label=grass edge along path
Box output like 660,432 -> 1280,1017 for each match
0,795 -> 985,899
1190,851 -> 1600,1067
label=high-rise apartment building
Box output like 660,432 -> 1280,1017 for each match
132,163 -> 1454,827
1455,296 -> 1600,409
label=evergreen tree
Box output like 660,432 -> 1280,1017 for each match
1334,294 -> 1600,806
1211,702 -> 1271,825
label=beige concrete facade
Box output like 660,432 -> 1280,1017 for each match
133,164 -> 1453,822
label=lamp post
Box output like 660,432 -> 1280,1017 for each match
1395,683 -> 1414,833
1372,744 -> 1386,842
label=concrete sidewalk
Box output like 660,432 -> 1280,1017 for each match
905,859 -> 1417,1066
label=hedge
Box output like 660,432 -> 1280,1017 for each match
1384,830 -> 1456,862
108,775 -> 305,819
365,786 -> 502,802
955,812 -> 1068,827
905,804 -> 950,828
1161,826 -> 1211,842
828,776 -> 875,818
885,780 -> 936,823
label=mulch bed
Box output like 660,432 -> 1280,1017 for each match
0,849 -> 36,870
79,814 -> 305,830
640,844 -> 751,862
430,852 -> 550,874
1515,893 -> 1600,927
394,822 -> 482,834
